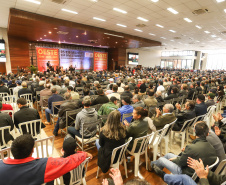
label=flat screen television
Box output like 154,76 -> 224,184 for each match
0,39 -> 6,62
128,53 -> 138,65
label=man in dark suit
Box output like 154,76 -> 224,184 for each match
14,98 -> 44,134
172,100 -> 196,131
18,81 -> 32,99
45,88 -> 64,125
187,83 -> 196,100
195,94 -> 207,117
0,80 -> 10,94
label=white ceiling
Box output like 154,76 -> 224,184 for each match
1,0 -> 226,50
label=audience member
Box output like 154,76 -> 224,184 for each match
144,90 -> 158,107
92,89 -> 109,105
118,96 -> 133,123
120,85 -> 133,99
107,85 -> 121,100
205,93 -> 215,108
18,81 -> 32,98
195,94 -> 207,116
98,96 -> 118,116
67,86 -> 79,100
132,94 -> 145,108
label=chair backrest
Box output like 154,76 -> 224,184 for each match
0,147 -> 11,160
36,91 -> 41,101
122,112 -> 133,123
40,95 -> 50,107
130,133 -> 153,154
66,108 -> 83,131
81,119 -> 101,138
207,105 -> 216,116
163,119 -> 177,137
90,104 -> 102,111
34,136 -> 55,158
9,88 -> 15,95
18,119 -> 42,138
192,114 -> 207,127
111,137 -> 132,166
0,92 -> 8,97
180,118 -> 195,132
20,93 -> 33,100
215,159 -> 226,175
52,101 -> 65,115
0,126 -> 11,149
55,157 -> 90,185
2,95 -> 15,105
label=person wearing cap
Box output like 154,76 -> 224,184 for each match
205,93 -> 215,108
68,96 -> 98,138
195,94 -> 207,117
98,96 -> 118,117
0,134 -> 92,185
118,96 -> 133,123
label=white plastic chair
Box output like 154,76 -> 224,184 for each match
0,92 -> 9,97
18,119 -> 42,139
171,118 -> 195,149
54,157 -> 90,185
33,136 -> 55,158
0,147 -> 12,160
75,119 -> 101,151
215,159 -> 226,175
192,157 -> 219,181
20,93 -> 33,107
40,95 -> 50,119
205,105 -> 216,128
50,101 -> 65,125
0,126 -> 11,149
127,133 -> 153,177
161,119 -> 177,155
96,137 -> 132,178
149,125 -> 171,161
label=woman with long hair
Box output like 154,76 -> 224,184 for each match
96,110 -> 127,173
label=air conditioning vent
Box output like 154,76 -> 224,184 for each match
50,0 -> 67,4
192,9 -> 208,15
136,24 -> 146,28
57,31 -> 68,35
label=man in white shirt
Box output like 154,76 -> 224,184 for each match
157,81 -> 165,92
13,82 -> 22,96
107,85 -> 121,100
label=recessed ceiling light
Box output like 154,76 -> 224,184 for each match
44,35 -> 46,37
24,0 -> 41,4
134,29 -> 143,32
211,35 -> 217,37
149,33 -> 156,36
195,25 -> 202,29
104,33 -> 124,38
204,31 -> 210,34
37,40 -> 39,41
137,17 -> 148,22
76,36 -> 79,38
49,31 -> 52,34
156,24 -> 164,28
224,9 -> 226,13
54,28 -> 57,30
170,40 -> 174,42
90,0 -> 98,2
58,41 -> 61,44
217,38 -> 222,40
160,37 -> 166,39
167,8 -> 178,14
62,9 -> 78,14
113,8 -> 127,14
216,0 -> 225,2
115,42 -> 118,44
40,38 -> 42,39
184,18 -> 192,22
151,0 -> 159,2
93,17 -> 106,21
116,24 -> 127,27
169,30 -> 176,33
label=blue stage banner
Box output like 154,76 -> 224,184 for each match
60,49 -> 93,71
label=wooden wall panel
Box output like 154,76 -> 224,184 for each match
0,63 -> 6,74
8,36 -> 30,73
108,48 -> 126,71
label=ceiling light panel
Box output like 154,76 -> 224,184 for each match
24,0 -> 41,4
149,33 -> 156,36
62,9 -> 78,14
134,29 -> 143,32
216,0 -> 225,2
156,24 -> 164,28
113,8 -> 127,14
184,18 -> 192,22
116,24 -> 127,27
93,17 -> 106,21
204,31 -> 210,33
151,0 -> 159,2
137,17 -> 148,22
169,30 -> 176,33
167,8 -> 178,14
195,25 -> 202,29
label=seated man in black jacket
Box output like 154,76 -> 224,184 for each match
172,100 -> 196,131
164,87 -> 178,100
53,92 -> 80,136
187,83 -> 196,100
92,89 -> 109,105
195,94 -> 207,117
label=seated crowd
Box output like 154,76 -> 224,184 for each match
0,67 -> 225,185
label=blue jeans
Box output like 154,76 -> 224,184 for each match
68,127 -> 82,138
95,139 -> 100,150
53,117 -> 60,133
45,108 -> 52,123
164,174 -> 196,185
151,153 -> 182,174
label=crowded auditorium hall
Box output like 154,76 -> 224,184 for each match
0,0 -> 226,184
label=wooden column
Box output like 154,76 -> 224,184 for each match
108,48 -> 126,71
